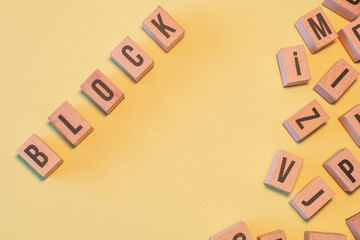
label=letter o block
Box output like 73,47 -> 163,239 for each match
323,148 -> 360,192
338,18 -> 360,62
209,221 -> 254,240
81,69 -> 124,114
323,0 -> 360,21
295,7 -> 338,53
111,36 -> 154,82
17,134 -> 63,178
289,176 -> 334,220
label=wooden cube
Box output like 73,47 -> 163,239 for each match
110,36 -> 154,82
347,212 -> 360,240
257,230 -> 287,240
143,6 -> 185,52
81,69 -> 124,114
17,134 -> 63,178
276,45 -> 311,87
283,99 -> 329,142
314,58 -> 359,103
323,0 -> 360,21
264,150 -> 304,193
209,221 -> 254,240
323,148 -> 360,192
48,101 -> 93,146
339,104 -> 360,146
295,7 -> 338,53
289,176 -> 334,220
338,18 -> 360,62
304,231 -> 346,240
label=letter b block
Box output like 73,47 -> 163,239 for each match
111,36 -> 154,82
209,221 -> 254,240
295,7 -> 338,53
17,134 -> 63,178
323,0 -> 360,21
289,176 -> 334,220
143,6 -> 185,52
264,150 -> 303,193
323,148 -> 360,192
338,18 -> 360,62
283,99 -> 329,142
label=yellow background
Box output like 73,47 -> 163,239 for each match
1,0 -> 360,239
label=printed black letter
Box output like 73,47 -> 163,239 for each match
24,145 -> 48,168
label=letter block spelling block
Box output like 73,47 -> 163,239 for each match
143,6 -> 185,52
323,0 -> 360,21
283,99 -> 329,142
48,101 -> 93,146
209,221 -> 254,240
304,231 -> 346,240
257,230 -> 287,240
338,18 -> 360,62
339,104 -> 360,146
264,150 -> 304,193
323,148 -> 360,192
295,7 -> 338,53
347,212 -> 360,240
81,69 -> 124,114
276,45 -> 311,87
111,36 -> 154,82
289,176 -> 335,220
17,134 -> 63,178
314,58 -> 359,103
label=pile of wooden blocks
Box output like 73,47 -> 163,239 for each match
16,6 -> 184,177
210,1 -> 360,239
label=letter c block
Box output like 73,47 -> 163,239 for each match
110,36 -> 154,82
17,134 -> 63,178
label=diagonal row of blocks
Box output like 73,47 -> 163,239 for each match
16,6 -> 184,178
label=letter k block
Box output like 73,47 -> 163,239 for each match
143,6 -> 185,52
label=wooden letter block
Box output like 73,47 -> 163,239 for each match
347,212 -> 360,240
323,148 -> 360,192
143,6 -> 185,52
339,104 -> 360,146
48,101 -> 93,146
304,231 -> 346,240
323,0 -> 360,21
338,18 -> 360,62
110,36 -> 154,82
314,58 -> 359,103
81,69 -> 124,114
289,176 -> 334,220
276,45 -> 311,87
295,7 -> 338,53
283,99 -> 329,142
264,150 -> 303,193
209,221 -> 254,240
17,134 -> 63,178
257,230 -> 287,240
